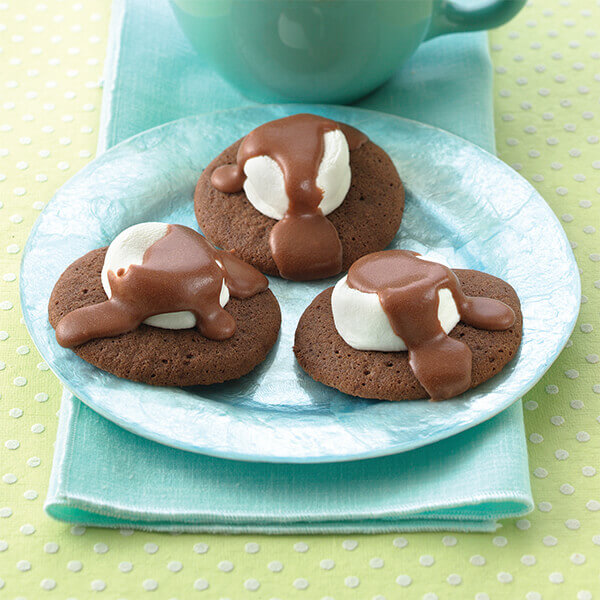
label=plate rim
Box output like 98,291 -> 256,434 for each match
21,104 -> 581,463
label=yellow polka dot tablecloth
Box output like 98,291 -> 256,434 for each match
1,0 -> 599,598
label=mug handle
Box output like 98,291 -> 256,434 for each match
426,0 -> 527,40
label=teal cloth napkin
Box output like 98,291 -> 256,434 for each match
45,0 -> 533,532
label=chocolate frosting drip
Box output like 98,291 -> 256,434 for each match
346,250 -> 516,400
211,114 -> 368,280
55,225 -> 268,348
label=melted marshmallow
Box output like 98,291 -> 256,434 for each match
101,222 -> 229,330
242,128 -> 351,220
331,255 -> 460,351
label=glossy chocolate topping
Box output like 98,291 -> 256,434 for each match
346,250 -> 516,400
210,113 -> 368,280
55,225 -> 268,348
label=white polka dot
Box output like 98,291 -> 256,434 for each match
344,576 -> 359,588
586,499 -> 600,511
319,559 -> 335,570
0,541 -> 7,552
144,542 -> 158,554
27,456 -> 41,467
497,572 -> 513,583
193,542 -> 208,554
23,490 -> 38,500
244,542 -> 259,554
549,572 -> 564,584
93,542 -> 108,553
578,592 -> 593,600
342,539 -> 358,551
67,560 -> 82,572
268,561 -> 283,572
529,433 -> 544,443
20,524 -> 35,535
392,537 -> 407,548
565,518 -> 580,530
570,399 -> 584,409
293,542 -> 309,553
396,575 -> 412,586
516,519 -> 531,530
9,407 -> 23,418
447,574 -> 462,585
369,557 -> 384,569
576,431 -> 590,442
419,555 -> 434,566
442,535 -> 457,546
527,593 -> 542,600
118,561 -> 132,573
71,525 -> 86,537
560,483 -> 574,494
524,400 -> 538,410
40,578 -> 56,590
555,449 -> 569,460
31,423 -> 44,433
44,542 -> 59,553
167,560 -> 182,572
17,560 -> 31,571
538,501 -> 552,512
571,553 -> 586,565
244,578 -> 260,591
493,536 -> 507,547
521,554 -> 536,566
90,579 -> 106,591
470,555 -> 485,566
543,535 -> 558,546
143,579 -> 158,591
582,466 -> 596,477
217,560 -> 233,573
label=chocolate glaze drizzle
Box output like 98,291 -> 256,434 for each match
211,114 -> 368,280
346,250 -> 516,400
55,225 -> 268,348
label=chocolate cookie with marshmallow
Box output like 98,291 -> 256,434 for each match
194,114 -> 404,281
294,250 -> 522,401
48,223 -> 281,386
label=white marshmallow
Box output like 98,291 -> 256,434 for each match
331,256 -> 460,352
242,128 -> 351,220
101,222 -> 229,330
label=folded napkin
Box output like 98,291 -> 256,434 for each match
45,0 -> 533,532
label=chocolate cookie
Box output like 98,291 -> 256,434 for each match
49,248 -> 281,386
195,138 -> 404,276
294,270 -> 522,401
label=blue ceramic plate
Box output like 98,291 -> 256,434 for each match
21,106 -> 579,463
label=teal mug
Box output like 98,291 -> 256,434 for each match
170,0 -> 526,104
